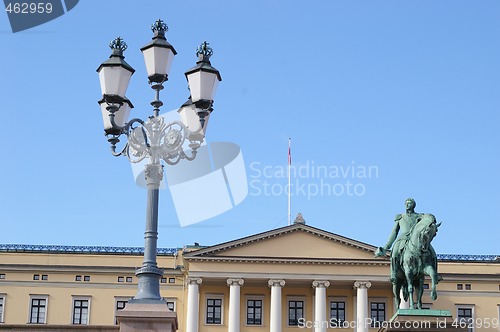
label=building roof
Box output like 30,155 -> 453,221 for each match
0,244 -> 178,256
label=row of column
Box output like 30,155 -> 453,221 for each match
185,278 -> 374,332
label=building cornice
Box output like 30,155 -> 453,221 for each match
186,271 -> 390,282
0,264 -> 183,274
184,255 -> 389,266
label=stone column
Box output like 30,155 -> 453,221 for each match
268,279 -> 285,332
186,277 -> 202,332
227,278 -> 244,332
354,281 -> 371,332
312,280 -> 330,332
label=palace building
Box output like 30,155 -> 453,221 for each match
0,218 -> 498,331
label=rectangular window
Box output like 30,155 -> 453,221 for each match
161,277 -> 167,283
288,300 -> 304,326
0,274 -> 5,279
73,299 -> 89,325
118,277 -> 124,282
330,301 -> 346,327
423,283 -> 430,290
0,297 -> 4,323
33,274 -> 40,281
30,298 -> 47,323
247,299 -> 263,325
126,277 -> 133,283
83,276 -> 90,282
206,298 -> 222,324
457,284 -> 463,290
115,300 -> 127,325
465,284 -> 471,290
75,275 -> 82,281
457,307 -> 474,332
168,277 -> 175,284
41,275 -> 48,281
166,300 -> 176,311
370,302 -> 386,327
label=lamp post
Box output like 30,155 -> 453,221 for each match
96,19 -> 221,304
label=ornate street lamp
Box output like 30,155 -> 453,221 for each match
96,19 -> 221,304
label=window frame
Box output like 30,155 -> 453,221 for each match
245,295 -> 264,326
114,297 -> 130,325
287,296 -> 306,327
369,298 -> 387,328
0,294 -> 5,323
329,297 -> 347,328
28,295 -> 49,324
456,304 -> 475,332
71,296 -> 91,325
164,297 -> 177,312
204,294 -> 224,325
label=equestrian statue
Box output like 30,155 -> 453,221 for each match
375,198 -> 442,310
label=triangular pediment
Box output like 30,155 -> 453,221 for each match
184,223 -> 379,261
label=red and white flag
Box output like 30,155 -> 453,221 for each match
288,138 -> 291,166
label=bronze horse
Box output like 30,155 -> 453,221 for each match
393,214 -> 441,309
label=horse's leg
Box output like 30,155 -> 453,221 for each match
393,279 -> 401,312
404,270 -> 414,309
424,266 -> 439,300
416,277 -> 424,309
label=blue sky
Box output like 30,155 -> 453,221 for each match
1,1 -> 499,255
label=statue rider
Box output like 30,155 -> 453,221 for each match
375,198 -> 438,284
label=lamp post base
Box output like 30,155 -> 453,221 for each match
116,302 -> 178,332
130,265 -> 164,302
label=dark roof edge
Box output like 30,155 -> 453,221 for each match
0,244 -> 178,256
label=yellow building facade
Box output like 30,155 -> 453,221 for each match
0,220 -> 499,332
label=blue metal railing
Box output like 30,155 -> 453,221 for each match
0,244 -> 177,255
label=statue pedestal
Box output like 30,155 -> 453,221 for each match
378,309 -> 467,332
116,302 -> 178,332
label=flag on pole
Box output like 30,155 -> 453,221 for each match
288,138 -> 291,166
288,138 -> 291,225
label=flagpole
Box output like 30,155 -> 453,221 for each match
288,138 -> 291,226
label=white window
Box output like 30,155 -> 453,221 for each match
369,298 -> 387,328
288,296 -> 306,327
0,295 -> 5,323
329,297 -> 347,328
164,298 -> 176,312
246,296 -> 264,326
114,297 -> 130,325
29,295 -> 48,324
205,294 -> 224,325
72,296 -> 91,325
456,304 -> 475,332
